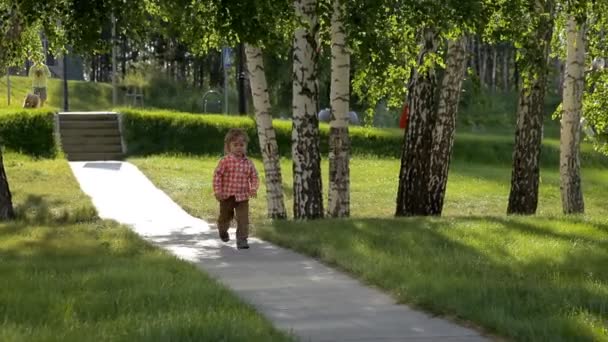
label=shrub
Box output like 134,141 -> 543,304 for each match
120,108 -> 608,168
0,109 -> 57,157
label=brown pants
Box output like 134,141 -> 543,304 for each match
218,196 -> 249,240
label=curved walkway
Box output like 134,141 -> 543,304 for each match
69,161 -> 490,342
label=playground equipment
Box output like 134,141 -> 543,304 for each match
202,89 -> 223,113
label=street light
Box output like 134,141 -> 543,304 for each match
63,53 -> 68,111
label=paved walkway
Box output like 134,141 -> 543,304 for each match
69,161 -> 490,342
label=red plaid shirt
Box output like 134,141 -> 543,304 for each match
213,154 -> 259,202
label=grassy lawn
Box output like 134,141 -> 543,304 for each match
0,152 -> 292,341
130,147 -> 608,341
0,76 -> 117,112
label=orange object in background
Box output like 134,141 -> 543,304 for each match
399,104 -> 409,129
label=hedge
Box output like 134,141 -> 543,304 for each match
0,109 -> 57,157
120,108 -> 403,157
0,107 -> 602,168
120,108 -> 608,168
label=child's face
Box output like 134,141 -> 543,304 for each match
229,137 -> 247,157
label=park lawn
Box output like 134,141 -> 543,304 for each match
131,153 -> 608,342
0,152 -> 292,342
0,75 -> 117,112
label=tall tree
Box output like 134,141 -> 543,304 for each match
327,0 -> 350,217
155,0 -> 292,218
559,11 -> 586,214
0,4 -> 22,220
427,36 -> 468,215
245,45 -> 287,219
292,0 -> 323,219
507,0 -> 556,215
395,28 -> 440,216
394,0 -> 484,216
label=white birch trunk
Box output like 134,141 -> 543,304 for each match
427,36 -> 468,215
560,15 -> 585,214
328,0 -> 350,218
507,0 -> 555,215
395,28 -> 440,216
244,44 -> 287,219
292,0 -> 323,219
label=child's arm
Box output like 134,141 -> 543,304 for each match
248,160 -> 259,197
213,159 -> 225,200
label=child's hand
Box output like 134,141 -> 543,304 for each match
249,191 -> 257,198
214,193 -> 222,201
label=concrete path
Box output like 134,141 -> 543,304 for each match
69,161 -> 490,342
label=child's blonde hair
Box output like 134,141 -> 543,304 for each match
224,128 -> 249,154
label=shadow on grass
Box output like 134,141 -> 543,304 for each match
0,220 -> 290,341
260,216 -> 607,341
13,194 -> 97,224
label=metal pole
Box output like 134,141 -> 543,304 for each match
223,48 -> 229,114
237,43 -> 246,115
6,68 -> 10,106
63,53 -> 69,111
111,13 -> 117,106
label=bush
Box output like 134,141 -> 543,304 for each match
120,108 -> 404,157
120,108 -> 608,168
0,109 -> 57,157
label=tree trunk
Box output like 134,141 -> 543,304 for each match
427,36 -> 468,215
395,28 -> 439,216
0,150 -> 15,220
292,0 -> 323,219
469,37 -> 476,79
90,55 -> 97,82
245,44 -> 288,219
479,42 -> 487,88
328,0 -> 351,218
560,15 -> 585,214
507,0 -> 555,215
503,44 -> 510,92
491,45 -> 497,92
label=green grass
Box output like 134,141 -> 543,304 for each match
0,76 -> 118,111
0,152 -> 292,341
130,148 -> 608,341
0,75 -> 232,114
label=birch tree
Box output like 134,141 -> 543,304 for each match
507,0 -> 556,215
164,0 -> 292,219
327,0 -> 350,217
427,36 -> 468,215
292,0 -> 323,219
395,28 -> 440,216
245,45 -> 287,219
580,1 -> 608,156
559,13 -> 585,214
393,0 -> 482,216
0,5 -> 22,220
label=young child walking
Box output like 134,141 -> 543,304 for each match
213,129 -> 259,249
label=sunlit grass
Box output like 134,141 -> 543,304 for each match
131,153 -> 608,341
0,152 -> 292,341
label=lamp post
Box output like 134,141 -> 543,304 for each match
111,13 -> 117,106
63,53 -> 68,111
236,43 -> 246,115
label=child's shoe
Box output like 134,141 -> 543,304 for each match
236,238 -> 249,249
219,230 -> 230,242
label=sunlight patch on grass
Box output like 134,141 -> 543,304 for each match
0,153 -> 292,341
130,154 -> 608,341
